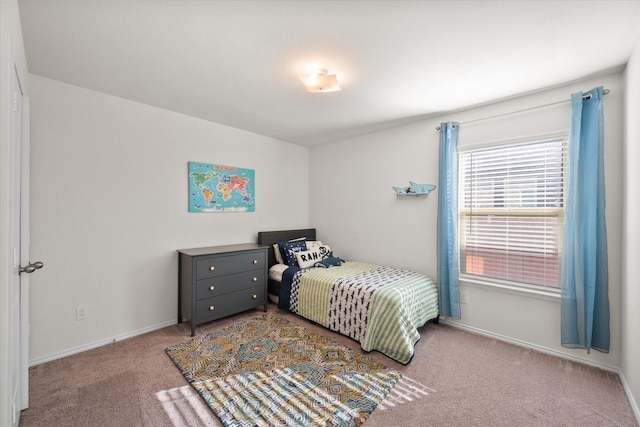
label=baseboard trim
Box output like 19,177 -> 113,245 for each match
440,319 -> 640,425
28,319 -> 178,367
618,369 -> 640,424
439,319 -> 617,372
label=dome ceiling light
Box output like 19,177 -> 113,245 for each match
299,68 -> 341,93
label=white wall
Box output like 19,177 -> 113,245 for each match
622,40 -> 640,417
310,119 -> 440,271
0,0 -> 29,423
28,75 -> 309,362
310,72 -> 624,370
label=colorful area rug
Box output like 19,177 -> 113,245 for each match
166,312 -> 402,427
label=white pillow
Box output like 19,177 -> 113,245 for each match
306,240 -> 324,250
295,245 -> 331,268
273,244 -> 284,264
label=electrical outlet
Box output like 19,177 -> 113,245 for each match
460,290 -> 468,304
76,304 -> 89,320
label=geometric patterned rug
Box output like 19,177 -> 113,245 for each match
166,312 -> 402,427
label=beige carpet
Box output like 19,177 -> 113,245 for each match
20,305 -> 638,426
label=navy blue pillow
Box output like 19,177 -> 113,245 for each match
314,257 -> 345,268
278,240 -> 308,267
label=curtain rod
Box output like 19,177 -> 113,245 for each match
435,88 -> 609,131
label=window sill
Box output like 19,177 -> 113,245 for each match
459,275 -> 561,302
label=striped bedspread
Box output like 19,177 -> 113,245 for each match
283,261 -> 439,364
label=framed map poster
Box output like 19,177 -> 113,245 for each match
188,162 -> 255,212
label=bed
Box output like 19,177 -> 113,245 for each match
257,228 -> 439,364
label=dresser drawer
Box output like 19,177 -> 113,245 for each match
196,286 -> 266,323
196,250 -> 265,279
195,269 -> 265,300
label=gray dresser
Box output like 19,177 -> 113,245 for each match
177,243 -> 268,336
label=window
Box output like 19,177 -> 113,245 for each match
459,136 -> 567,289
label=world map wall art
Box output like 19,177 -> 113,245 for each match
188,161 -> 255,212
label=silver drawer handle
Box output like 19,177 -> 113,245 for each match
252,294 -> 257,299
209,285 -> 215,291
252,259 -> 258,264
209,305 -> 215,311
252,277 -> 257,282
209,266 -> 215,271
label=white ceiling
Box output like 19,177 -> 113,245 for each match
18,0 -> 640,147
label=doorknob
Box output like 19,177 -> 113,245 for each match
20,261 -> 44,275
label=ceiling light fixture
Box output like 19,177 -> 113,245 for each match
299,68 -> 341,93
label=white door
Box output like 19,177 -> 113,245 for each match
9,61 -> 38,425
20,86 -> 32,412
8,61 -> 24,427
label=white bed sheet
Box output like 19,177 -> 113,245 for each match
268,264 -> 289,304
269,263 -> 288,282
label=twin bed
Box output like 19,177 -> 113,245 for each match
257,228 -> 439,364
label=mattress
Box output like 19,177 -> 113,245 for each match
272,261 -> 439,364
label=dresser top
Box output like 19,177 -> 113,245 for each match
177,243 -> 266,257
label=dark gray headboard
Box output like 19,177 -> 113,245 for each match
257,228 -> 317,268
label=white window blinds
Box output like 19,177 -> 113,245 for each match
459,136 -> 567,288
